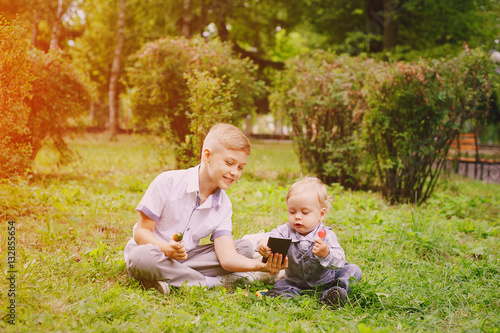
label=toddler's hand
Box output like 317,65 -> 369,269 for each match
164,239 -> 188,260
257,238 -> 271,259
312,238 -> 329,259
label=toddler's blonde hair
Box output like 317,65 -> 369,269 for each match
286,176 -> 332,212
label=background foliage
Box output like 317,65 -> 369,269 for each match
0,18 -> 33,178
125,36 -> 264,167
270,52 -> 374,188
181,70 -> 234,168
270,48 -> 497,203
28,48 -> 91,163
1,17 -> 90,177
364,48 -> 495,204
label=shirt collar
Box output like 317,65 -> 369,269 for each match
186,165 -> 200,194
290,222 -> 325,242
186,165 -> 222,209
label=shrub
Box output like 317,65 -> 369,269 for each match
363,48 -> 495,204
1,17 -> 91,177
271,48 -> 495,204
270,52 -> 379,188
27,48 -> 91,163
0,18 -> 33,177
180,70 -> 234,168
125,37 -> 264,167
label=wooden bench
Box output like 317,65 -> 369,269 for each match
446,133 -> 500,182
448,133 -> 500,164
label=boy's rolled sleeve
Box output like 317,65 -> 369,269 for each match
210,197 -> 233,241
135,173 -> 172,223
136,205 -> 160,222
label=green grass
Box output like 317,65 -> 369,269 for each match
1,133 -> 499,332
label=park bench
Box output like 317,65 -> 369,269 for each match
447,133 -> 500,182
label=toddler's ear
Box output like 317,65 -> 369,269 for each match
319,207 -> 327,221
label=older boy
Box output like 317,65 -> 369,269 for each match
124,123 -> 287,295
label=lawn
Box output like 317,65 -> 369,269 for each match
1,133 -> 499,332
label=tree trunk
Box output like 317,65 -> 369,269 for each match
182,0 -> 191,38
382,0 -> 398,51
199,0 -> 206,36
49,0 -> 64,50
108,0 -> 126,141
366,0 -> 384,52
31,5 -> 39,47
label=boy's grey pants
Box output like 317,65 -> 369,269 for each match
126,239 -> 254,288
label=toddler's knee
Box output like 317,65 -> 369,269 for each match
346,263 -> 363,281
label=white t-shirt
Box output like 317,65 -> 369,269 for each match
124,165 -> 233,262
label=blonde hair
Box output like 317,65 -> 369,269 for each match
286,176 -> 332,212
202,123 -> 251,157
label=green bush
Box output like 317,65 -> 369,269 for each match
180,70 -> 234,168
1,17 -> 90,178
125,37 -> 264,167
270,51 -> 383,188
271,48 -> 496,204
28,48 -> 91,163
0,18 -> 33,178
364,49 -> 495,204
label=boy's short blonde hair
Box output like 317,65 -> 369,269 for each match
202,123 -> 251,157
286,176 -> 332,212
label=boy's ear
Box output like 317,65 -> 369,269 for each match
202,148 -> 211,164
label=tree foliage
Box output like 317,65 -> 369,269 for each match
180,70 -> 234,168
300,0 -> 499,57
28,48 -> 91,162
125,36 -> 264,167
0,18 -> 33,177
0,17 -> 90,177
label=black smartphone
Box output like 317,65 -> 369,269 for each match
262,237 -> 292,264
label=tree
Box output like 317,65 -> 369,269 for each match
0,17 -> 90,176
70,0 -> 186,129
0,0 -> 85,51
27,48 -> 91,162
49,0 -> 65,49
108,0 -> 125,140
300,0 -> 498,55
0,18 -> 33,177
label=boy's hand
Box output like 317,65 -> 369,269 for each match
312,238 -> 329,259
257,238 -> 271,259
163,239 -> 187,260
260,252 -> 288,275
